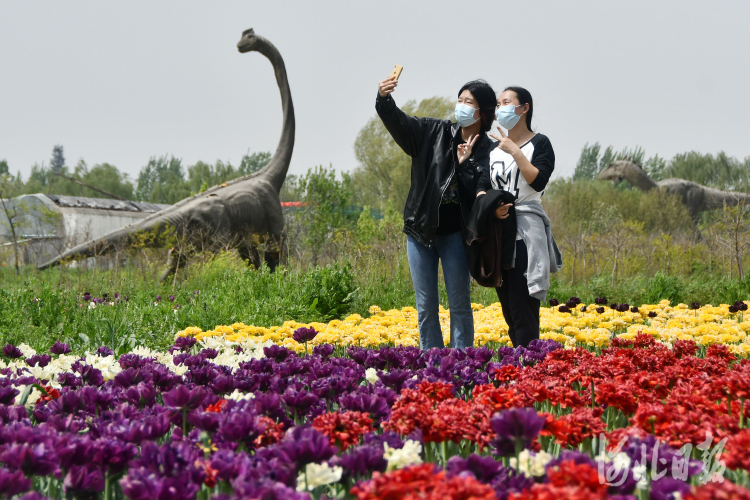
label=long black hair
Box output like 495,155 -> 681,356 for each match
504,86 -> 533,131
458,80 -> 496,133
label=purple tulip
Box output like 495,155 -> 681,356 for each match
2,344 -> 23,359
491,467 -> 534,500
292,327 -> 318,343
279,426 -> 335,466
49,340 -> 72,355
263,345 -> 291,363
595,297 -> 607,305
446,454 -> 503,484
209,374 -> 234,395
0,467 -> 32,497
377,369 -> 412,392
0,442 -> 58,476
17,493 -> 50,500
650,477 -> 691,500
217,408 -> 262,445
363,430 -> 404,450
490,408 -> 546,456
548,299 -> 559,306
172,336 -> 197,352
335,444 -> 387,479
95,346 -> 115,357
313,343 -> 334,359
597,307 -> 606,314
119,468 -> 161,500
0,386 -> 19,405
93,439 -> 137,475
282,387 -> 320,416
63,464 -> 105,494
162,385 -> 206,411
339,392 -> 390,422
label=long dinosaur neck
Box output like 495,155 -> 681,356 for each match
256,36 -> 295,193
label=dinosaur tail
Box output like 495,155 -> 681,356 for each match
36,216 -> 173,270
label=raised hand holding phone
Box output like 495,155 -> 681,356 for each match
378,65 -> 402,98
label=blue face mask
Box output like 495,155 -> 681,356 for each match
455,103 -> 479,128
496,104 -> 523,130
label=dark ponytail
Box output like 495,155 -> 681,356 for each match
458,80 -> 496,133
504,86 -> 533,131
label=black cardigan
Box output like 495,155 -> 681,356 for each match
464,190 -> 517,287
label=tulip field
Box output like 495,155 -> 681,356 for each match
2,299 -> 750,499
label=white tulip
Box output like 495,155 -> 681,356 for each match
296,462 -> 343,491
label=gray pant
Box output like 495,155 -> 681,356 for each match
406,232 -> 475,350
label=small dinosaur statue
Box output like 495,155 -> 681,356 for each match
38,28 -> 295,278
599,160 -> 750,220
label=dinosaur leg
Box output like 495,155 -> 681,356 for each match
238,244 -> 262,269
159,248 -> 179,283
264,233 -> 282,271
159,246 -> 192,283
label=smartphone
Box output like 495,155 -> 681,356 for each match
389,65 -> 403,81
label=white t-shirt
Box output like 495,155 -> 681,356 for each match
484,133 -> 555,203
479,133 -> 555,239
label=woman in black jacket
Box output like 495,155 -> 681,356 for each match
376,75 -> 496,350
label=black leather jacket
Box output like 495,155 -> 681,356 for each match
375,93 -> 491,247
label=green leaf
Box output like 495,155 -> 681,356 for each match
17,385 -> 35,406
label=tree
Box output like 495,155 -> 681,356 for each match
0,159 -> 8,176
352,96 -> 453,210
710,200 -> 750,280
0,178 -> 30,275
238,151 -> 271,175
136,155 -> 190,204
599,146 -> 614,173
50,145 -> 65,173
573,143 -> 601,181
286,165 -> 354,265
78,162 -> 134,200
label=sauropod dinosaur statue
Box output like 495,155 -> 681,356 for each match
38,28 -> 295,278
599,160 -> 750,220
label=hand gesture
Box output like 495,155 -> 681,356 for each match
490,125 -> 521,156
378,75 -> 398,98
457,134 -> 478,164
495,202 -> 513,219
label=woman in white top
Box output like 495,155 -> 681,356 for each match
476,86 -> 558,347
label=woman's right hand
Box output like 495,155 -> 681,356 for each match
495,203 -> 512,219
378,75 -> 398,98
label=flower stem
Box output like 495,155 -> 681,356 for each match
104,472 -> 111,500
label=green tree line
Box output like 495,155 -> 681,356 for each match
5,98 -> 750,286
0,147 -> 272,204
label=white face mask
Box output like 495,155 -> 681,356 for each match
455,103 -> 479,127
496,104 -> 523,130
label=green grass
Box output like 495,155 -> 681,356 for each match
2,251 -> 750,356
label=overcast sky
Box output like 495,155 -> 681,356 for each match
2,1 -> 749,186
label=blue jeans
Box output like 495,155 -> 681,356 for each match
406,232 -> 475,350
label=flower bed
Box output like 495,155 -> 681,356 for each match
178,299 -> 750,356
0,328 -> 749,499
